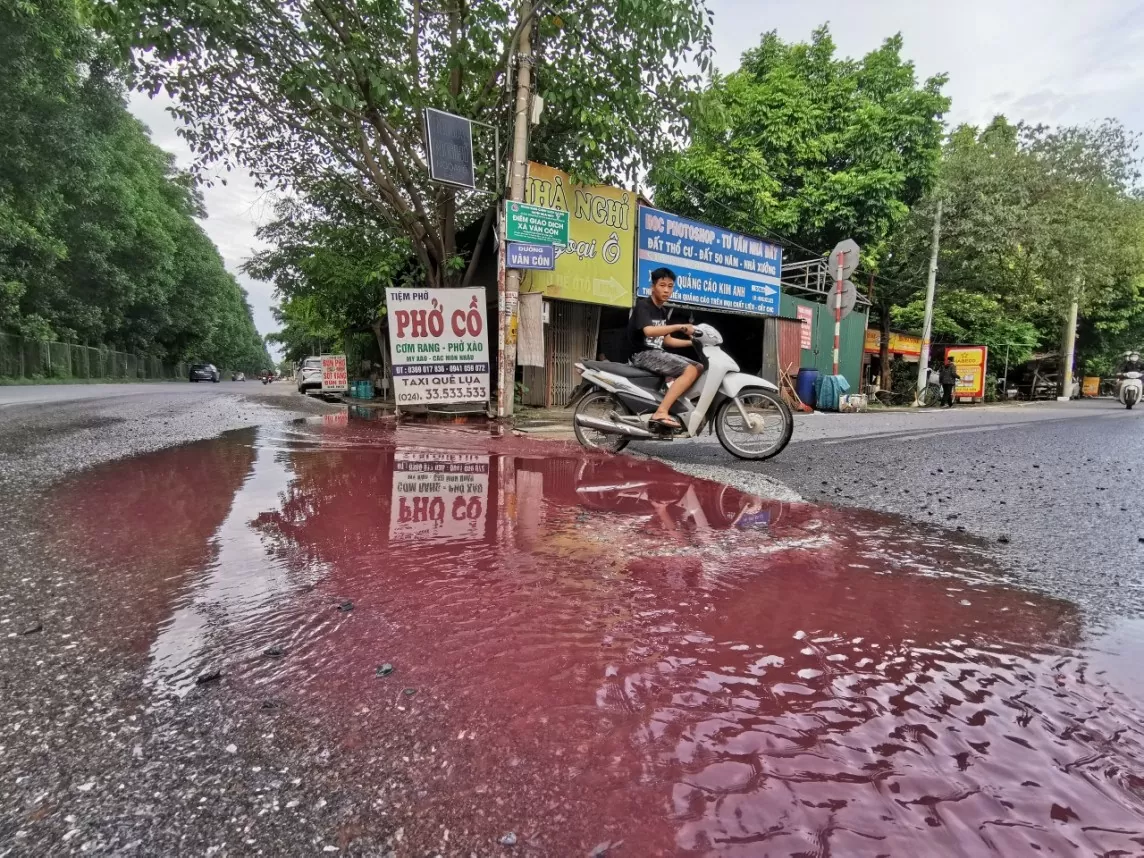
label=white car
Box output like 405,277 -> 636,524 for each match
297,357 -> 323,394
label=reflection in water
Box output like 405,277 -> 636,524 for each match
52,420 -> 1144,855
144,443 -> 299,696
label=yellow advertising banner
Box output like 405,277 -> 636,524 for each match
947,345 -> 988,399
521,163 -> 634,308
863,329 -> 923,356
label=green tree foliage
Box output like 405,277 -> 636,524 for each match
0,0 -> 270,372
96,0 -> 713,288
245,191 -> 414,364
892,290 -> 1040,366
650,26 -> 950,257
884,117 -> 1144,375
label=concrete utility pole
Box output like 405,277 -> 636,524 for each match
915,198 -> 943,398
495,1 -> 533,419
1058,288 -> 1080,401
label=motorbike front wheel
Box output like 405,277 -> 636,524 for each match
573,391 -> 632,454
715,389 -> 793,460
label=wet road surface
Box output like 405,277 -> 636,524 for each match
646,399 -> 1144,618
4,405 -> 1144,855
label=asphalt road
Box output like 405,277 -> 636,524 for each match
2,385 -> 1142,855
644,398 -> 1144,621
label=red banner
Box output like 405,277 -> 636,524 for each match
320,354 -> 348,393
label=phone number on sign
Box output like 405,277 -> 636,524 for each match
416,385 -> 488,400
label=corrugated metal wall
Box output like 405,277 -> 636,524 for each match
778,293 -> 868,390
522,300 -> 600,407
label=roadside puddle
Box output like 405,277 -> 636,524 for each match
48,418 -> 1144,855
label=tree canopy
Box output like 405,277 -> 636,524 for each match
882,116 -> 1144,375
650,26 -> 950,258
97,0 -> 714,288
245,189 -> 413,363
1,0 -> 270,372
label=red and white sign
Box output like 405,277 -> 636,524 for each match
388,451 -> 489,543
796,305 -> 814,350
320,354 -> 348,393
386,287 -> 489,405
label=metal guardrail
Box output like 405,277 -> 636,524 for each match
0,332 -> 188,381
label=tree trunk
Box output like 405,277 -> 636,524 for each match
878,302 -> 892,390
441,188 -> 457,285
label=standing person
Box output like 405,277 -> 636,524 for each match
940,357 -> 960,408
627,267 -> 702,431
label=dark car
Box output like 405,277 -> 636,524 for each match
189,363 -> 221,383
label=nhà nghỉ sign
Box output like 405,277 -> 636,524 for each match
946,345 -> 988,399
320,354 -> 348,392
637,206 -> 782,315
386,288 -> 489,405
522,163 -> 634,308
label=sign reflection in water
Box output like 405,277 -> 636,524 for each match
49,421 -> 1144,856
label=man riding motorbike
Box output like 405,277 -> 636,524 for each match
626,267 -> 702,431
1120,351 -> 1144,375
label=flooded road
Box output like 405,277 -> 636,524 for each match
23,418 -> 1144,854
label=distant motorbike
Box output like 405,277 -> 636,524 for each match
569,323 -> 793,461
1117,371 -> 1141,410
262,373 -> 272,385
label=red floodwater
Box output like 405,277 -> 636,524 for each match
51,419 -> 1144,855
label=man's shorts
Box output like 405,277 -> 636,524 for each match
630,349 -> 702,378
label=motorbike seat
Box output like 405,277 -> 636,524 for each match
582,360 -> 660,380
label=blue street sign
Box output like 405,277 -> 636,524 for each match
506,241 -> 556,270
636,206 -> 782,316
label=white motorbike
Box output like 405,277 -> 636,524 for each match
569,323 -> 794,460
1117,371 -> 1141,409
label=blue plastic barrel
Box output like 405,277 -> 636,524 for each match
795,368 -> 819,408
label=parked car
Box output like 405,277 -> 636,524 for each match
297,356 -> 323,394
189,363 -> 221,383
232,371 -> 246,382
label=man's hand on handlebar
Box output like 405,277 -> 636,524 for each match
675,324 -> 696,338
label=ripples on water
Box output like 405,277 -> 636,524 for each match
50,418 -> 1144,855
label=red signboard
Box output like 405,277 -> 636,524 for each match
320,354 -> 348,393
796,305 -> 814,350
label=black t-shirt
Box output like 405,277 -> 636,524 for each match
628,297 -> 670,353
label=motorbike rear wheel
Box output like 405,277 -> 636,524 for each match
715,389 -> 793,460
573,391 -> 632,454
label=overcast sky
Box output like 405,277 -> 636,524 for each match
128,0 -> 1144,345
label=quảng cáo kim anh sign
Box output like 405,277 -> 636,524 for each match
636,205 -> 782,316
385,287 -> 489,406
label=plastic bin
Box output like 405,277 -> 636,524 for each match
795,368 -> 820,408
